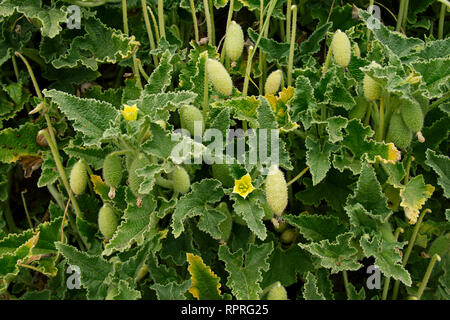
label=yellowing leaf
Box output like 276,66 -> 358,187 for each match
186,253 -> 223,300
400,175 -> 434,224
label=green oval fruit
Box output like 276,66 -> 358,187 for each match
280,228 -> 296,244
264,166 -> 288,217
386,113 -> 412,149
128,154 -> 149,197
363,74 -> 381,101
103,154 -> 123,188
400,99 -> 424,133
331,29 -> 351,68
224,21 -> 244,61
171,166 -> 191,194
136,265 -> 149,282
264,70 -> 283,95
70,160 -> 88,196
179,105 -> 204,137
216,202 -> 233,241
267,282 -> 288,300
211,163 -> 234,188
206,59 -> 233,96
349,97 -> 369,120
98,204 -> 119,239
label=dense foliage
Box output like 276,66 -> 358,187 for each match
0,0 -> 449,300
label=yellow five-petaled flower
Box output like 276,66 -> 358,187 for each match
121,104 -> 138,121
232,173 -> 254,199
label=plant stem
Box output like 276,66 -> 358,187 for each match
429,92 -> 450,111
147,5 -> 160,43
396,0 -> 406,32
286,0 -> 291,42
47,184 -> 65,210
402,0 -> 409,32
416,254 -> 441,299
287,5 -> 297,87
322,44 -> 332,74
155,175 -> 174,189
203,52 -> 209,120
137,59 -> 149,81
287,167 -> 309,186
258,0 -> 264,93
121,0 -> 129,35
243,46 -> 254,97
392,208 -> 431,299
20,190 -> 33,230
377,97 -> 384,141
221,0 -> 234,63
14,52 -> 42,100
203,0 -> 213,46
189,0 -> 199,43
438,2 -> 446,39
208,0 -> 216,45
141,0 -> 158,66
342,270 -> 351,300
11,55 -> 19,81
382,227 -> 404,300
158,0 -> 165,38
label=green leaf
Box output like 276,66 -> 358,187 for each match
247,28 -> 290,65
218,242 -> 273,300
347,282 -> 366,300
425,149 -> 450,198
55,242 -> 113,300
103,191 -> 157,256
0,122 -> 41,164
52,16 -> 138,70
346,164 -> 391,222
144,50 -> 173,94
298,22 -> 332,63
186,253 -> 224,300
171,179 -> 225,239
142,123 -> 179,159
399,175 -> 434,224
412,57 -> 450,99
151,279 -> 192,300
230,190 -> 267,241
219,96 -> 260,128
0,233 -> 38,278
137,91 -> 197,120
108,280 -> 142,300
299,232 -> 362,274
284,214 -> 347,242
302,272 -> 326,300
360,233 -> 411,286
0,0 -> 67,38
262,244 -> 314,288
44,89 -> 118,148
305,137 -> 339,185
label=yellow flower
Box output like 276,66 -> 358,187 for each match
232,173 -> 254,199
121,104 -> 138,121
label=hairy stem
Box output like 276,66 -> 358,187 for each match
416,254 -> 441,299
141,0 -> 158,66
287,5 -> 297,87
158,0 -> 165,38
438,2 -> 446,39
189,0 -> 199,43
203,0 -> 213,46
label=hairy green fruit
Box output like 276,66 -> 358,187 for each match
179,105 -> 204,137
264,166 -> 288,217
206,59 -> 233,96
387,113 -> 412,149
211,163 -> 234,188
400,99 -> 424,133
103,154 -> 123,188
331,29 -> 351,68
70,160 -> 88,196
349,97 -> 369,120
224,21 -> 244,61
280,228 -> 297,244
128,154 -> 149,197
98,204 -> 119,240
267,282 -> 288,300
264,70 -> 283,95
363,74 -> 381,101
171,166 -> 191,194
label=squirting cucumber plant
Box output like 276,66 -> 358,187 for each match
0,0 -> 448,302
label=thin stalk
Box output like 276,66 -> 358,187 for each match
288,5 -> 297,87
189,0 -> 199,43
402,0 -> 409,32
155,175 -> 174,189
342,270 -> 351,300
208,0 -> 216,45
429,92 -> 450,111
287,167 -> 309,186
47,184 -> 65,210
203,53 -> 209,120
14,52 -> 42,100
203,0 -> 213,46
416,254 -> 441,299
147,5 -> 160,43
382,227 -> 404,300
141,0 -> 158,66
322,44 -> 333,74
396,0 -> 406,32
138,59 -> 149,81
364,101 -> 372,126
11,55 -> 19,81
438,2 -> 446,39
121,0 -> 129,35
41,129 -> 83,219
243,46 -> 254,97
132,53 -> 143,89
286,0 -> 291,42
377,97 -> 384,141
20,190 -> 33,230
367,0 -> 374,40
392,209 -> 431,299
258,0 -> 264,93
158,0 -> 165,38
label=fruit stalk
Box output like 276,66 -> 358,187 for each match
203,0 -> 213,46
287,5 -> 297,87
141,0 -> 158,66
189,0 -> 199,43
158,0 -> 165,38
416,254 -> 441,299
